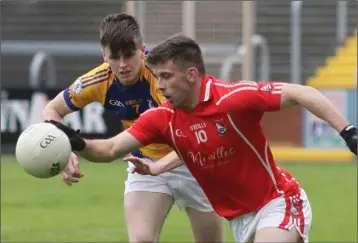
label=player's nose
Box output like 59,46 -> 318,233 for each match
116,58 -> 127,68
157,86 -> 165,93
157,79 -> 165,92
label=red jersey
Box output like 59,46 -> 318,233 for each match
128,75 -> 301,220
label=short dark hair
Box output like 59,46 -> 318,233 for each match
147,34 -> 206,75
99,13 -> 142,57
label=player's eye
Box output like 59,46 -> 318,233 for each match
161,73 -> 171,79
110,54 -> 120,60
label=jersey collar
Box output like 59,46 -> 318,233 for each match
198,75 -> 213,103
139,59 -> 146,82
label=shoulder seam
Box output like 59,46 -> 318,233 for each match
78,67 -> 111,87
81,64 -> 111,80
216,85 -> 258,106
141,106 -> 174,116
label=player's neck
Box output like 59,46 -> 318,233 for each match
181,83 -> 201,112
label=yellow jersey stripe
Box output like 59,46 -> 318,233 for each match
82,68 -> 109,80
81,74 -> 109,85
82,72 -> 108,84
82,77 -> 108,89
81,71 -> 110,85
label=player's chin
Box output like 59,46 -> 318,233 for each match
169,99 -> 180,108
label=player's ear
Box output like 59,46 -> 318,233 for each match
100,47 -> 107,63
141,45 -> 146,58
186,67 -> 199,84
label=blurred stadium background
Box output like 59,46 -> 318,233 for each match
1,1 -> 357,242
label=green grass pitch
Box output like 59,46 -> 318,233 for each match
1,155 -> 357,242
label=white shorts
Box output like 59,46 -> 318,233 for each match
229,189 -> 312,243
124,159 -> 214,212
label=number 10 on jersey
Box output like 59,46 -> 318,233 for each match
195,130 -> 208,144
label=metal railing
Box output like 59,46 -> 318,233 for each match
2,37 -> 270,88
291,1 -> 302,84
1,1 -> 350,88
290,1 -> 349,84
29,51 -> 57,88
220,34 -> 270,82
1,41 -> 240,88
336,1 -> 348,45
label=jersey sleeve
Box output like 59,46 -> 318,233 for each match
128,108 -> 169,146
224,81 -> 283,112
63,63 -> 111,110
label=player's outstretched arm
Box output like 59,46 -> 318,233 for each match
82,131 -> 142,163
280,83 -> 357,154
124,151 -> 184,175
45,120 -> 143,163
280,83 -> 349,131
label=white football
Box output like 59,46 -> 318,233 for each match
15,122 -> 72,178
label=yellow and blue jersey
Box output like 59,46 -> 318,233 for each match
63,60 -> 173,159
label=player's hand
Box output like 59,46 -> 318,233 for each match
45,120 -> 86,151
340,125 -> 357,155
61,152 -> 84,186
123,156 -> 158,176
